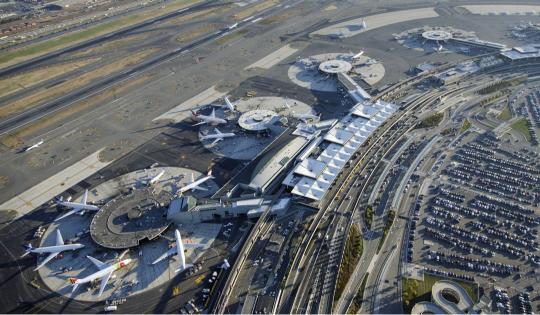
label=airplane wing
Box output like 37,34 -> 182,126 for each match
151,246 -> 177,265
214,128 -> 222,135
211,138 -> 223,145
54,208 -> 79,222
56,229 -> 64,246
193,121 -> 207,126
98,271 -> 113,296
82,190 -> 88,205
34,252 -> 59,271
87,255 -> 109,270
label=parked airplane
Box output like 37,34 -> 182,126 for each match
191,109 -> 227,126
177,171 -> 214,194
200,128 -> 235,145
352,51 -> 364,60
292,111 -> 321,123
22,229 -> 84,271
54,189 -> 100,222
69,254 -> 133,296
25,139 -> 44,152
152,230 -> 204,272
148,170 -> 165,186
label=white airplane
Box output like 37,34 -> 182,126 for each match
152,229 -> 204,272
212,96 -> 237,112
228,22 -> 238,30
54,189 -> 100,222
283,97 -> 291,109
352,51 -> 364,59
177,170 -> 214,194
223,97 -> 237,112
147,170 -> 165,186
25,139 -> 44,152
200,128 -> 235,145
191,109 -> 227,126
69,255 -> 133,296
22,229 -> 84,271
292,112 -> 321,123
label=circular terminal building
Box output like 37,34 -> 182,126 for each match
90,187 -> 172,249
318,59 -> 353,76
238,109 -> 278,132
422,29 -> 453,42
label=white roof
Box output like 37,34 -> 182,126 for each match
293,158 -> 326,179
290,99 -> 398,201
324,128 -> 354,145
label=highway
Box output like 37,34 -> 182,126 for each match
0,1 -> 303,136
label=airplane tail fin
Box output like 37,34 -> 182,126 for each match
190,110 -> 198,116
69,277 -> 78,285
21,244 -> 32,257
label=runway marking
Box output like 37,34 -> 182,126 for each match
312,7 -> 439,38
245,44 -> 299,70
153,85 -> 227,123
0,148 -> 113,219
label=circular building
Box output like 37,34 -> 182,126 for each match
90,187 -> 172,249
238,109 -> 278,132
318,59 -> 353,76
422,30 -> 453,42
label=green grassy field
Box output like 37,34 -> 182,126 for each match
0,0 -> 200,67
511,118 -> 533,143
335,224 -> 363,303
460,118 -> 471,133
497,106 -> 512,121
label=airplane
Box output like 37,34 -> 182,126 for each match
223,97 -> 237,112
152,229 -> 204,272
54,189 -> 100,222
22,229 -> 84,271
25,139 -> 44,152
69,254 -> 132,296
212,96 -> 237,112
292,112 -> 321,123
147,170 -> 165,186
220,259 -> 230,270
283,96 -> 291,109
228,22 -> 238,30
352,51 -> 364,59
191,108 -> 227,126
200,128 -> 235,145
177,170 -> 214,194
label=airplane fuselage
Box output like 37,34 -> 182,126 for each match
179,175 -> 213,193
59,202 -> 99,211
29,244 -> 84,254
73,259 -> 132,285
196,116 -> 227,125
201,133 -> 235,140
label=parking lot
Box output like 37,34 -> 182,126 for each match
409,127 -> 540,313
